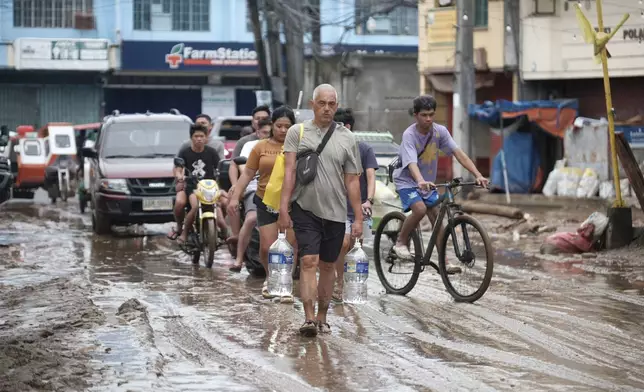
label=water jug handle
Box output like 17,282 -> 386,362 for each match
354,238 -> 361,248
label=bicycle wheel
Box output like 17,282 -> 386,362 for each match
438,214 -> 494,303
374,211 -> 423,295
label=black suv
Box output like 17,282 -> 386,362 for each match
83,110 -> 192,234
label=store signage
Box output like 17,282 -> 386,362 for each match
121,41 -> 259,72
623,28 -> 644,43
13,38 -> 109,71
165,43 -> 257,69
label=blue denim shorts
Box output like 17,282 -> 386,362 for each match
398,188 -> 440,212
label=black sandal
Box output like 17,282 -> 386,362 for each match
229,264 -> 242,273
299,320 -> 318,337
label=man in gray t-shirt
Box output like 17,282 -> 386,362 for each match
278,84 -> 363,337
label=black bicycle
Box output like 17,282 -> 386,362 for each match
374,177 -> 494,303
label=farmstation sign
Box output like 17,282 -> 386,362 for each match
121,41 -> 259,72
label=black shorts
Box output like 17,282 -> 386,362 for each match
290,201 -> 345,262
254,194 -> 278,227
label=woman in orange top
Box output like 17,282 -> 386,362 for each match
227,106 -> 297,302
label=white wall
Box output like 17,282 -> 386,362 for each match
521,0 -> 644,80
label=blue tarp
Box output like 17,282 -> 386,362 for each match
468,99 -> 579,128
490,131 -> 541,194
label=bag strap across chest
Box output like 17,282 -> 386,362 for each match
298,121 -> 337,155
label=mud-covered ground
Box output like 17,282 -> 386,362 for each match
1,191 -> 644,392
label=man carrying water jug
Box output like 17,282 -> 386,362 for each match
278,84 -> 364,337
331,107 -> 379,304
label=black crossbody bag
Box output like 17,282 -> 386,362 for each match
296,121 -> 337,185
388,131 -> 433,183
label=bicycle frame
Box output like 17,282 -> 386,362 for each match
384,179 -> 477,273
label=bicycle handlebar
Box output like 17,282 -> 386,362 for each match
419,177 -> 488,190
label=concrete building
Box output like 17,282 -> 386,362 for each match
303,0 -> 419,137
418,0 -> 518,179
0,0 -> 418,132
520,0 -> 644,121
0,0 -> 118,129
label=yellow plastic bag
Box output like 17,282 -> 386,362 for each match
262,124 -> 304,210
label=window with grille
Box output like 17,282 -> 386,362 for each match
474,0 -> 488,28
133,0 -> 209,31
13,0 -> 93,28
354,0 -> 418,36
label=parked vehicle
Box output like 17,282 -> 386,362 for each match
212,116 -> 252,159
353,131 -> 400,186
83,110 -> 193,235
40,123 -> 79,204
0,125 -> 45,199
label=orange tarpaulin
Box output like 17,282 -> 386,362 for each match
502,107 -> 577,138
469,99 -> 579,139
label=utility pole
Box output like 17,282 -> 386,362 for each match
452,0 -> 475,181
265,0 -> 285,105
248,0 -> 271,92
282,0 -> 305,106
309,0 -> 322,86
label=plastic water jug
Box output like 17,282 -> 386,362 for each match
267,231 -> 294,296
343,239 -> 369,304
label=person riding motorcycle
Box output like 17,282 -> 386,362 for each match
227,119 -> 271,271
169,114 -> 228,241
172,124 -> 220,246
226,105 -> 271,256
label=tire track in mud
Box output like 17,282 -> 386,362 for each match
161,314 -> 313,391
144,286 -> 318,392
67,212 -> 644,392
369,262 -> 644,391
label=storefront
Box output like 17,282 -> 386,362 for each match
521,2 -> 644,122
0,38 -> 110,131
112,41 -> 262,119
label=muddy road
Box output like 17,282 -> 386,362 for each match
1,192 -> 644,392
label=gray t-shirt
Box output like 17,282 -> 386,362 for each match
232,133 -> 259,159
284,120 -> 362,223
180,137 -> 225,161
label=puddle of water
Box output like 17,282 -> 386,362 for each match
4,196 -> 644,391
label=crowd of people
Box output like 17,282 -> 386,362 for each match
168,83 -> 489,337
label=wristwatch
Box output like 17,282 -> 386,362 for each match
367,197 -> 374,204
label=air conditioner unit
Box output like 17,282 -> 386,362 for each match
535,0 -> 557,14
74,13 -> 95,30
474,48 -> 488,70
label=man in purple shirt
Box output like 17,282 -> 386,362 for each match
393,95 -> 489,268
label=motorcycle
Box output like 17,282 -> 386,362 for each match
45,156 -> 78,204
77,139 -> 95,213
174,156 -> 223,268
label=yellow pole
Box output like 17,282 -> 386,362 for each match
596,0 -> 624,207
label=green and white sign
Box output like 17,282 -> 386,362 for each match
14,38 -> 110,71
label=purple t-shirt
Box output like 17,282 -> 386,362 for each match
393,122 -> 458,190
347,142 -> 379,217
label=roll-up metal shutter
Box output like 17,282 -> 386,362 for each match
0,85 -> 38,130
38,85 -> 102,126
